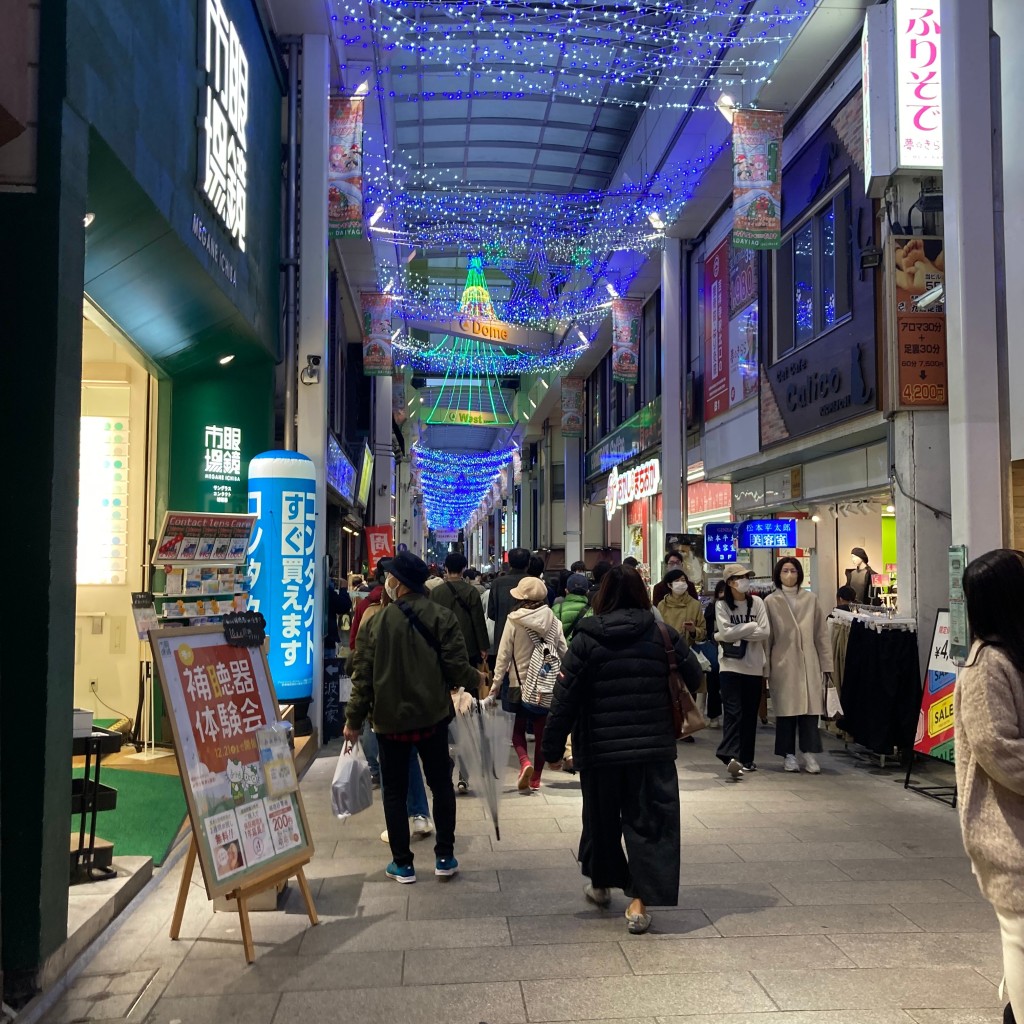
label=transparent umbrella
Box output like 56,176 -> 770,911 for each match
450,698 -> 515,840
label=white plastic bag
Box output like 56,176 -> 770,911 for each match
692,648 -> 712,673
331,740 -> 373,822
824,678 -> 844,720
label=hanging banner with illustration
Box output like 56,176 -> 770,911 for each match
733,110 -> 783,250
360,292 -> 393,376
149,624 -> 312,900
328,97 -> 364,239
610,298 -> 641,384
561,377 -> 585,437
914,609 -> 956,763
889,234 -> 947,409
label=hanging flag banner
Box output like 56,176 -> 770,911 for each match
360,293 -> 393,376
703,238 -> 730,423
732,110 -> 783,250
611,298 -> 641,384
364,526 -> 394,574
392,376 -> 407,426
561,377 -> 585,437
328,97 -> 364,239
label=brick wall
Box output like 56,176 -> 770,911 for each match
832,91 -> 865,174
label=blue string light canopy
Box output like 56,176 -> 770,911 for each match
413,442 -> 518,531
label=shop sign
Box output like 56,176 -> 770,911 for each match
703,239 -> 729,422
889,234 -> 947,409
895,0 -> 942,171
326,434 -> 357,504
154,511 -> 254,565
732,110 -> 783,250
191,213 -> 237,287
364,525 -> 394,573
356,444 -> 374,509
198,0 -> 249,252
729,245 -> 759,318
605,459 -> 661,521
585,396 -> 661,479
704,523 -> 739,564
204,425 -> 243,502
913,610 -> 956,763
687,482 -> 733,516
738,519 -> 796,550
426,405 -> 514,427
328,96 -> 364,239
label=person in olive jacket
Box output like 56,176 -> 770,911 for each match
543,564 -> 702,935
345,552 -> 485,884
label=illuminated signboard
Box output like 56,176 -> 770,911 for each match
704,523 -> 739,564
204,424 -> 242,505
326,434 -> 357,504
894,0 -> 942,171
356,443 -> 374,509
605,459 -> 661,521
738,519 -> 797,550
198,0 -> 249,251
77,417 -> 129,585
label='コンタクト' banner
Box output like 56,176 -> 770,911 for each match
328,97 -> 364,239
611,298 -> 641,384
561,378 -> 584,438
360,293 -> 393,376
732,110 -> 783,250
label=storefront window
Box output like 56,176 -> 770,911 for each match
794,221 -> 815,346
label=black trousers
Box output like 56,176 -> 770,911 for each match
578,760 -> 680,907
774,715 -> 823,756
716,671 -> 762,766
377,724 -> 456,867
705,669 -> 722,720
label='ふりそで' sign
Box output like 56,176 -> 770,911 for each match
605,459 -> 660,520
247,452 -> 317,702
148,624 -> 312,900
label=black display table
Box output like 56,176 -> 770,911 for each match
71,727 -> 123,882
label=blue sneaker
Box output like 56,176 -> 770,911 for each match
385,861 -> 416,884
435,856 -> 459,878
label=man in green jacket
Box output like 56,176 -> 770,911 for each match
344,551 -> 484,884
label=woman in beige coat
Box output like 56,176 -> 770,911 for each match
764,557 -> 833,774
957,550 -> 1024,1024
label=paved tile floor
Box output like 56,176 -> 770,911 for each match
43,731 -> 1006,1024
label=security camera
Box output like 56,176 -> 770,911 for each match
300,353 -> 322,385
307,354 -> 321,367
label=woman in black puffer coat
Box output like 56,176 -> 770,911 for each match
543,564 -> 702,935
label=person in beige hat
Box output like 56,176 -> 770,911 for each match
485,575 -> 568,791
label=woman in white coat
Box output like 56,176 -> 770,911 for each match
764,557 -> 833,774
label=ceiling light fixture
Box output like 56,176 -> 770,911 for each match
605,282 -> 619,298
715,93 -> 737,123
83,212 -> 96,228
218,354 -> 235,365
648,212 -> 665,230
354,80 -> 369,96
576,328 -> 588,345
369,204 -> 385,227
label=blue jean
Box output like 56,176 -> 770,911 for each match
362,722 -> 429,818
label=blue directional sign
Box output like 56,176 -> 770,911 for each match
704,523 -> 740,564
738,518 -> 797,550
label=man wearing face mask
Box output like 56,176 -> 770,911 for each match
652,551 -> 685,607
345,552 -> 486,884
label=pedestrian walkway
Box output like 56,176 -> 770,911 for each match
42,735 -> 1004,1024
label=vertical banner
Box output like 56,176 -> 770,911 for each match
703,238 -> 730,422
728,243 -> 760,406
392,375 -> 407,426
561,377 -> 584,437
360,292 -> 393,376
328,96 -> 364,239
732,110 -> 783,250
610,298 -> 641,384
247,452 -> 317,701
364,525 -> 394,574
890,234 -> 947,408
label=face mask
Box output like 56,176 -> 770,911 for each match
384,578 -> 399,602
670,581 -> 688,595
733,579 -> 752,594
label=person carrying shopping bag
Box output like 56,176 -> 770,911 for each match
485,576 -> 567,792
764,557 -> 833,774
714,563 -> 771,779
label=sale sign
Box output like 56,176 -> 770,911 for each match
913,610 -> 957,763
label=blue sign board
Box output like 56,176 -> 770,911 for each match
704,523 -> 739,564
738,519 -> 797,550
248,451 -> 317,701
326,434 -> 357,504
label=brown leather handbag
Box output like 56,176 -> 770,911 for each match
656,622 -> 707,739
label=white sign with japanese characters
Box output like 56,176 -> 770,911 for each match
198,0 -> 249,251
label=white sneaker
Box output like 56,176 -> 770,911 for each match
783,754 -> 800,772
708,717 -> 722,728
802,753 -> 821,774
411,815 -> 433,837
380,829 -> 389,843
727,758 -> 744,779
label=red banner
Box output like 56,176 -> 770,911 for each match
703,239 -> 730,423
364,525 -> 394,573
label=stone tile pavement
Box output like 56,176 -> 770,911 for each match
40,731 -> 1006,1024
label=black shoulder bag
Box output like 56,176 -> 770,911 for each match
445,581 -> 476,617
393,600 -> 456,719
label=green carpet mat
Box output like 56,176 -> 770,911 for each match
72,767 -> 187,866
94,718 -> 119,729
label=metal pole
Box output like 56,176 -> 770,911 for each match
283,39 -> 299,450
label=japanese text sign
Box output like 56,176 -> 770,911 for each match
150,625 -> 312,899
605,459 -> 661,521
704,523 -> 740,564
361,292 -> 393,376
895,0 -> 942,170
703,239 -> 730,423
248,451 -> 317,702
738,519 -> 797,550
154,511 -> 255,565
364,526 -> 394,574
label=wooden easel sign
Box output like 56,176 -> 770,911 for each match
149,624 -> 318,962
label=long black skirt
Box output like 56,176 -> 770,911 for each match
577,759 -> 680,907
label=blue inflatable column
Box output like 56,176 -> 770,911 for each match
248,451 -> 316,702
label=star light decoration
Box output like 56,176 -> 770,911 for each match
413,443 -> 518,531
332,0 -> 810,111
